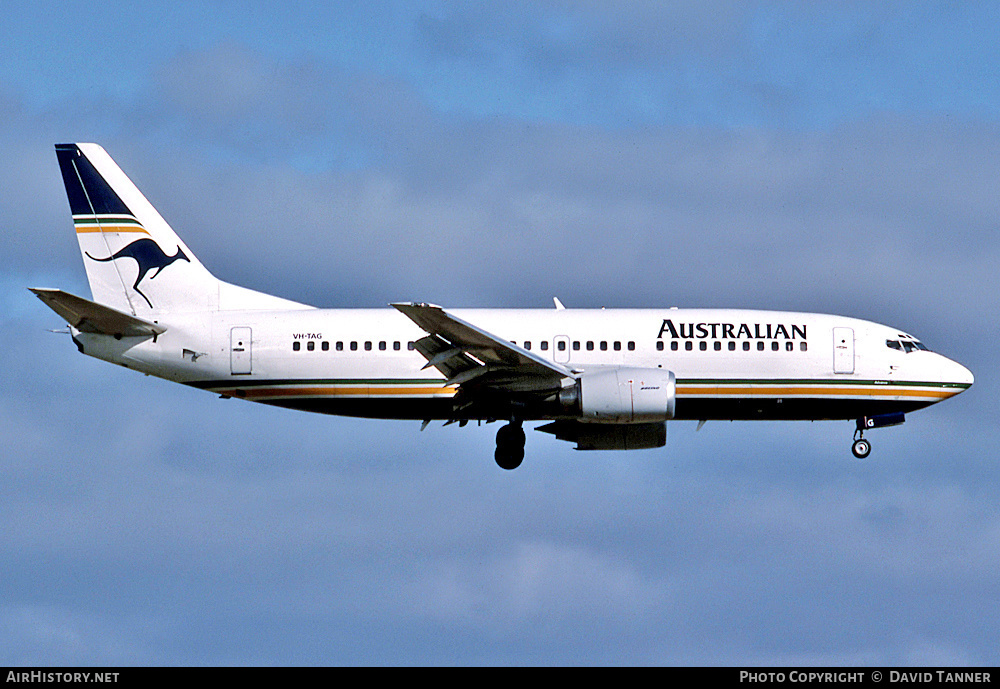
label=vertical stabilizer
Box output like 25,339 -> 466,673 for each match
55,143 -> 219,314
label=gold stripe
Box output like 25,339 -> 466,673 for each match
240,386 -> 456,399
233,383 -> 952,400
678,385 -> 956,399
75,225 -> 149,234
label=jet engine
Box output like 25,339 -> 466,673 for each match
537,420 -> 666,451
559,367 -> 676,423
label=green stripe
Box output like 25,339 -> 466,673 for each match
72,215 -> 140,224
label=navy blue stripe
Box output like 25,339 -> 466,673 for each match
55,144 -> 131,217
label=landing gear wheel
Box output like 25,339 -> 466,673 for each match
495,423 -> 526,470
852,438 -> 871,459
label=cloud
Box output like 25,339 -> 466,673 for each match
415,2 -> 750,72
408,540 -> 673,628
0,605 -> 145,666
151,42 -> 435,168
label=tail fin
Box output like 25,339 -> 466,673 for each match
55,143 -> 220,314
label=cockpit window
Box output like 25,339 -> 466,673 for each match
886,339 -> 930,353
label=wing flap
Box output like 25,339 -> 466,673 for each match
392,302 -> 572,393
411,334 -> 482,380
30,288 -> 166,338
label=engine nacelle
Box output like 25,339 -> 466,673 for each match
560,367 -> 676,423
537,421 -> 666,451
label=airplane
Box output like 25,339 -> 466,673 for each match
32,143 -> 974,469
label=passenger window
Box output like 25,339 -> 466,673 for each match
307,341 -> 315,351
800,342 -> 808,352
322,341 -> 329,351
350,341 -> 358,351
743,342 -> 750,351
600,341 -> 608,351
365,341 -> 372,351
541,341 -> 549,351
656,341 -> 664,351
627,342 -> 635,351
379,341 -> 386,351
699,341 -> 707,351
407,341 -> 415,351
771,342 -> 779,351
613,341 -> 622,351
557,341 -> 566,351
586,341 -> 594,351
671,341 -> 679,351
685,341 -> 693,351
757,342 -> 765,351
786,342 -> 793,352
728,341 -> 736,351
714,341 -> 722,351
524,341 -> 531,350
393,341 -> 401,351
337,341 -> 344,351
292,341 -> 301,351
573,341 -> 580,351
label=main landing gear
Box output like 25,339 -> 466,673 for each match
495,420 -> 526,470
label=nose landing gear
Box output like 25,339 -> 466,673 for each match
851,431 -> 871,459
851,412 -> 905,459
495,420 -> 526,470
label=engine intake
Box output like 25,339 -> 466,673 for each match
560,367 -> 676,423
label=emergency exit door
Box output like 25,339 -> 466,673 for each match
833,327 -> 854,374
553,335 -> 571,364
231,327 -> 252,375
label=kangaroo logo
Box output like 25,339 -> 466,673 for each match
86,238 -> 189,308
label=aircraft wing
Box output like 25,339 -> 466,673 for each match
30,288 -> 166,338
391,302 -> 573,393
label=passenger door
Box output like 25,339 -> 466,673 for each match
833,327 -> 854,374
230,327 -> 252,375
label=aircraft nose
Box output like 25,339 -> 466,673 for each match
955,361 -> 974,387
941,356 -> 974,390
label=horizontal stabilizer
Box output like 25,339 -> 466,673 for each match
29,288 -> 166,338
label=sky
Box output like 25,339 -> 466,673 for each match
1,0 -> 997,666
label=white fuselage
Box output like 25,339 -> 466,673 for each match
75,306 -> 973,423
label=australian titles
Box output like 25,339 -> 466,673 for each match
658,319 -> 807,341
